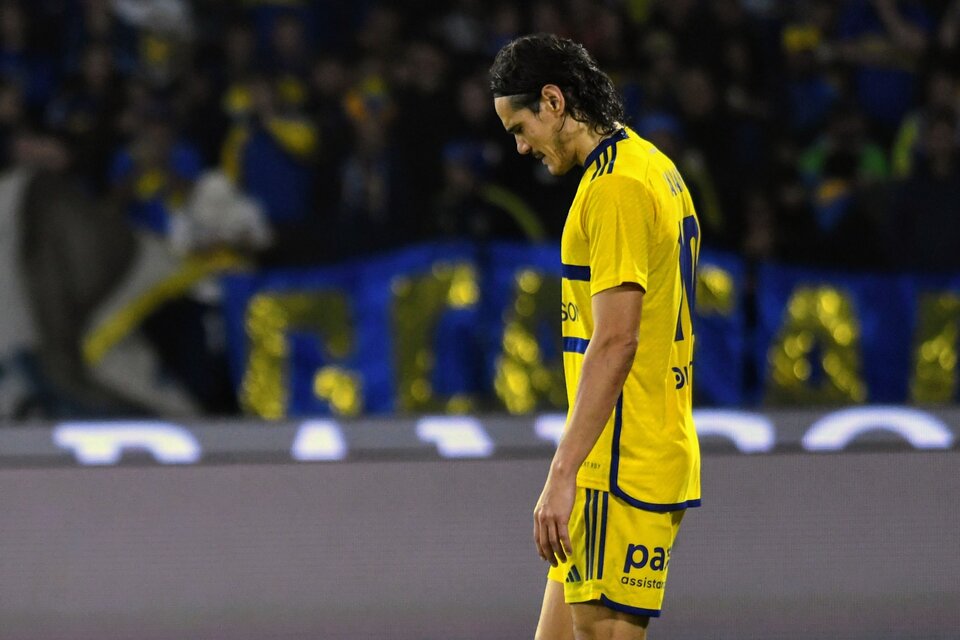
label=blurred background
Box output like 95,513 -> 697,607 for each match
2,0 -> 960,419
0,1 -> 958,639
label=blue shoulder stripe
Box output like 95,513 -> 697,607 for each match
561,264 -> 591,281
562,337 -> 589,354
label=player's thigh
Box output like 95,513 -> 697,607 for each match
570,600 -> 649,640
535,579 -> 574,640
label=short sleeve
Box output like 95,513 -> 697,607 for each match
582,175 -> 654,296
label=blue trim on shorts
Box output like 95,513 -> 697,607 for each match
599,594 -> 661,618
597,492 -> 608,580
590,488 -> 600,579
614,495 -> 703,512
584,489 -> 593,580
609,393 -> 702,512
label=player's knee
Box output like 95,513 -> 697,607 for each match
571,602 -> 649,640
571,622 -> 648,640
535,620 -> 575,640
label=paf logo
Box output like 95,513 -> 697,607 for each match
622,544 -> 670,574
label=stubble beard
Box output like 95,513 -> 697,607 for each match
549,129 -> 574,176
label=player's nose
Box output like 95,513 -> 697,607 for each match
516,137 -> 531,155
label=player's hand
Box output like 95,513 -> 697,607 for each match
533,470 -> 576,566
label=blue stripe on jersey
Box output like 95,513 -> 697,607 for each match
562,337 -> 590,354
583,128 -> 629,170
561,263 -> 591,281
610,392 -> 702,511
609,393 -> 624,491
591,148 -> 608,180
597,491 -> 608,579
599,594 -> 662,618
606,141 -> 617,175
618,496 -> 702,512
590,152 -> 602,178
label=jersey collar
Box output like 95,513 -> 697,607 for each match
583,128 -> 628,172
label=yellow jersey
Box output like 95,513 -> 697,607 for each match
560,127 -> 701,511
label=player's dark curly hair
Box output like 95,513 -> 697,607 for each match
489,33 -> 624,137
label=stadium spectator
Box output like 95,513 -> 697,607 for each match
485,2 -> 523,58
646,0 -> 715,66
0,77 -> 23,170
392,39 -> 455,243
798,101 -> 890,267
266,12 -> 310,109
779,18 -> 842,141
435,0 -> 487,57
45,40 -> 124,191
889,109 -> 960,272
673,66 -> 747,247
355,3 -> 402,61
529,1 -> 567,41
62,0 -> 138,77
174,61 -> 230,168
0,1 -> 57,110
218,21 -> 258,122
431,139 -> 544,243
833,0 -> 934,139
891,66 -> 959,178
221,74 -> 319,265
767,137 -> 820,264
338,61 -> 400,258
111,0 -> 195,88
938,0 -> 960,68
109,103 -> 203,236
307,54 -> 351,234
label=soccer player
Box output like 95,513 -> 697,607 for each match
489,34 -> 701,640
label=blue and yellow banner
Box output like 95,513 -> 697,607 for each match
220,243 -> 960,417
757,264 -> 960,405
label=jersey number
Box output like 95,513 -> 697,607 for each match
674,216 -> 699,341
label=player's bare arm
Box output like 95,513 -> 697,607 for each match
534,283 -> 644,566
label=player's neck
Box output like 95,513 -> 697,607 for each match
575,122 -> 623,167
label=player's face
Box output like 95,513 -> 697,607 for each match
494,95 -> 577,175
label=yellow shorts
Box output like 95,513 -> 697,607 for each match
547,487 -> 686,617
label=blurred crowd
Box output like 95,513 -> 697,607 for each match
2,0 -> 960,419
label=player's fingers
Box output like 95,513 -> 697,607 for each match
533,511 -> 548,562
539,513 -> 557,565
558,521 -> 572,562
545,518 -> 563,566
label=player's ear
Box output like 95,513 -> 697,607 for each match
541,84 -> 565,115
